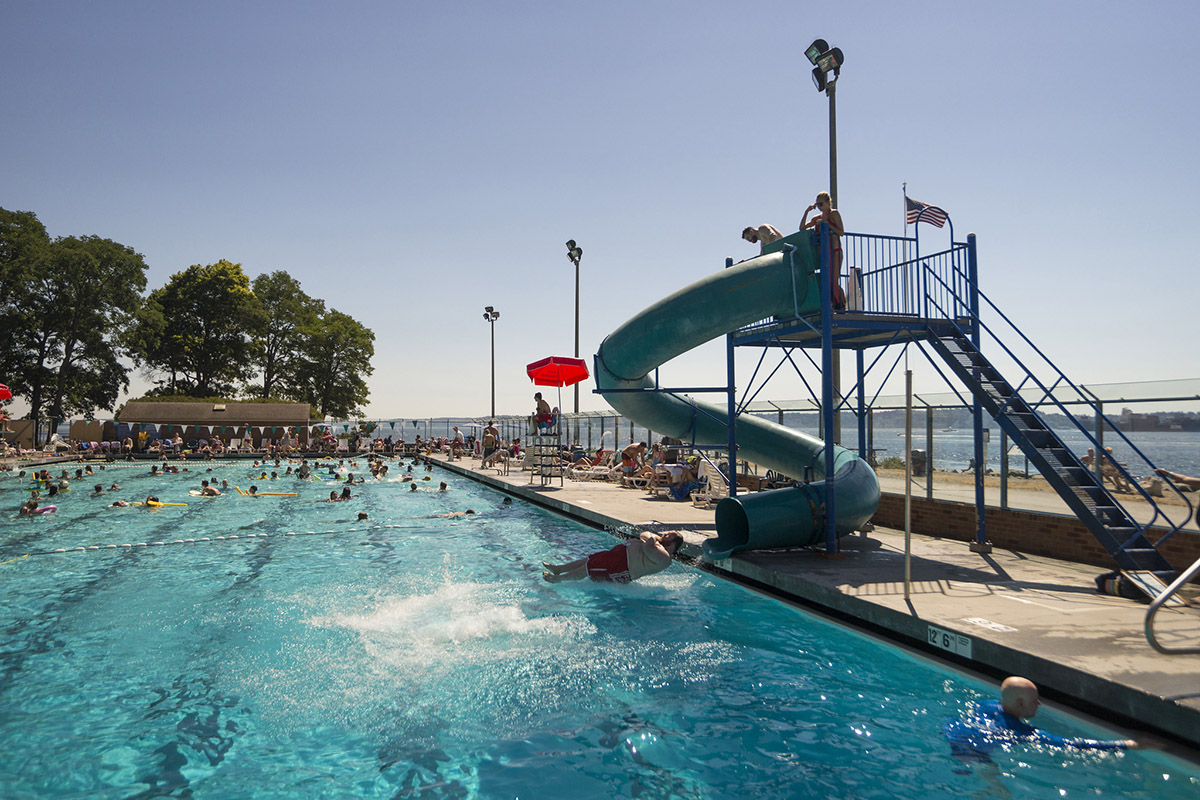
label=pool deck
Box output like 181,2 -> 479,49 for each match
435,454 -> 1200,753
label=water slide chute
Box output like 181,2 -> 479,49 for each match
593,234 -> 879,560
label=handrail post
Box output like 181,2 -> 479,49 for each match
727,329 -> 738,498
1146,554 -> 1200,654
967,233 -> 987,549
857,349 -> 867,462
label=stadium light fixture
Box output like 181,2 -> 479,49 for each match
806,39 -> 844,94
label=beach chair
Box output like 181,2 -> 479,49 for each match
648,466 -> 675,497
623,473 -> 651,489
648,464 -> 703,500
691,459 -> 730,509
763,469 -> 794,490
567,462 -> 595,481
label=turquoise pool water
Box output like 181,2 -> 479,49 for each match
1,460 -> 1197,798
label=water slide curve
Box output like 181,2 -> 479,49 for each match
594,235 -> 880,560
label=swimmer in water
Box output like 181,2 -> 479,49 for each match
432,510 -> 476,518
543,531 -> 683,584
942,676 -> 1142,761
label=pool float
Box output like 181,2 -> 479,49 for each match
37,505 -> 57,514
134,501 -> 187,507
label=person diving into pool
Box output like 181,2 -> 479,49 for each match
542,531 -> 683,584
943,676 -> 1143,762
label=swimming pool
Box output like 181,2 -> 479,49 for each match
2,460 -> 1197,798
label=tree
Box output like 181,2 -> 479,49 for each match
0,208 -> 51,381
2,231 -> 148,442
249,271 -> 324,399
291,309 -> 375,418
43,237 -> 148,422
131,260 -> 267,397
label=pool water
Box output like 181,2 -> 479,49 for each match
1,460 -> 1197,799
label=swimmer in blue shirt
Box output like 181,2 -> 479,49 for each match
944,677 -> 1139,761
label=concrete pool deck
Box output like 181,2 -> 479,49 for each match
434,454 -> 1200,753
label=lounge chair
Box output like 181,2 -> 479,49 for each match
691,459 -> 730,509
763,469 -> 794,490
622,469 -> 652,489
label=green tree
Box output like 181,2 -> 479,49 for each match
131,260 -> 267,397
44,237 -> 148,422
0,208 -> 51,381
249,271 -> 324,399
291,309 -> 375,418
2,231 -> 148,441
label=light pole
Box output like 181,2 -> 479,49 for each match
806,38 -> 844,443
483,306 -> 500,418
566,239 -> 583,413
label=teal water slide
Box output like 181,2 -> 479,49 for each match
594,234 -> 880,560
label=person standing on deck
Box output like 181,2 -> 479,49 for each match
800,191 -> 845,308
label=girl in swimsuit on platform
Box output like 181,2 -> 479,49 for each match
800,191 -> 845,307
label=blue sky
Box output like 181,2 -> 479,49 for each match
3,1 -> 1197,421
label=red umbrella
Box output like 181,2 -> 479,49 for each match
526,357 -> 589,429
0,384 -> 11,401
526,356 -> 589,388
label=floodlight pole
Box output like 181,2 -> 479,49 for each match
491,316 -> 496,418
574,257 -> 580,413
828,75 -> 841,444
483,307 -> 500,418
566,240 -> 584,413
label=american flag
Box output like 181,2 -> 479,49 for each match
905,196 -> 947,228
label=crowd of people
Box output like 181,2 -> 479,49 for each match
5,451 -> 461,518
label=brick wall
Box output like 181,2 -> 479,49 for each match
874,493 -> 1200,573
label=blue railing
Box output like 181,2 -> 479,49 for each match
843,232 -> 972,319
918,263 -> 1194,550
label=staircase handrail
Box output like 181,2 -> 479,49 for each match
1145,553 -> 1200,654
920,265 -> 1194,545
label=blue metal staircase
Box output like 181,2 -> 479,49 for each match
728,225 -> 1191,571
928,329 -> 1177,577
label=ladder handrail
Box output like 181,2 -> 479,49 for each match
1145,554 -> 1200,654
921,266 -> 1194,546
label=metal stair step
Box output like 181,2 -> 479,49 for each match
935,332 -> 1176,576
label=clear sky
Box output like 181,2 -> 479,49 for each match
3,1 -> 1197,421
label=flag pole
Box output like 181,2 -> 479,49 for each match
902,183 -> 910,313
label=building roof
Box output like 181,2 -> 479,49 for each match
119,401 -> 312,426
